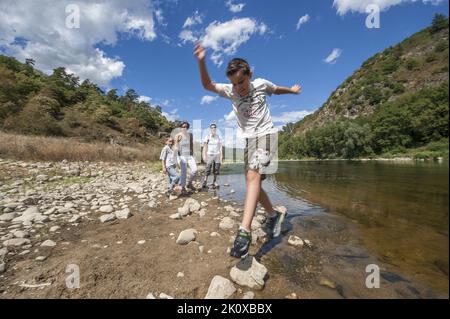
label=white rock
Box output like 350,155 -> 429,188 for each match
126,183 -> 144,194
177,272 -> 184,278
169,213 -> 182,220
219,217 -> 235,231
115,208 -> 132,219
0,212 -> 16,222
205,275 -> 236,299
288,235 -> 304,247
177,206 -> 190,217
49,226 -> 60,232
146,293 -> 156,299
3,238 -> 31,247
182,198 -> 201,215
242,291 -> 255,299
0,247 -> 8,259
304,239 -> 312,247
99,205 -> 114,213
19,250 -> 30,255
69,215 -> 81,223
41,240 -> 56,247
43,208 -> 57,215
137,240 -> 146,245
64,203 -> 75,209
176,229 -> 197,245
12,206 -> 48,224
35,256 -> 47,261
36,175 -> 49,182
99,214 -> 116,223
198,209 -> 207,217
13,230 -> 28,238
159,293 -> 174,299
230,257 -> 268,290
210,232 -> 220,237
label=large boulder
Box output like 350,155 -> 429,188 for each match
230,257 -> 268,290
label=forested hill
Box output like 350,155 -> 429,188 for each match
279,14 -> 449,160
0,55 -> 175,145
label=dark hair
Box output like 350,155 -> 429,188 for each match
180,121 -> 190,129
226,58 -> 251,77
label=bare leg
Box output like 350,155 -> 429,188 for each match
241,170 -> 262,231
259,188 -> 276,217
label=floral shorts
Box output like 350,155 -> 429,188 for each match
244,133 -> 278,179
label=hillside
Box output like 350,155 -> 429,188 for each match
279,14 -> 449,160
0,55 -> 175,146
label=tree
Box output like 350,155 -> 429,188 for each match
124,89 -> 139,103
430,14 -> 448,34
106,89 -> 119,101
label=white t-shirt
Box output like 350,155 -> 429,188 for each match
203,134 -> 222,156
159,145 -> 176,167
214,78 -> 278,138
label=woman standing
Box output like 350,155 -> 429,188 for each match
174,122 -> 198,196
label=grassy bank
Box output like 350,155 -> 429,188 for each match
0,131 -> 163,162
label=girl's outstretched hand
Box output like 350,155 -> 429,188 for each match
291,84 -> 302,94
194,43 -> 206,61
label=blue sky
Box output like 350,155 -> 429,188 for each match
1,0 -> 449,142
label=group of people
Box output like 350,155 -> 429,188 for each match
159,122 -> 223,197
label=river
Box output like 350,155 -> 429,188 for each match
214,160 -> 449,298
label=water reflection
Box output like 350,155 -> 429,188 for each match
216,160 -> 449,295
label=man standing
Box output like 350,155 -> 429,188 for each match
202,123 -> 223,189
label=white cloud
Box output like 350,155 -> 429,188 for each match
271,110 -> 312,124
201,18 -> 268,67
0,0 -> 157,86
179,30 -> 198,44
182,10 -> 203,28
154,9 -> 167,27
324,48 -> 342,64
201,95 -> 219,105
162,108 -> 179,122
226,0 -> 246,13
333,0 -> 444,15
138,95 -> 152,103
296,14 -> 310,30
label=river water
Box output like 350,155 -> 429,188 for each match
215,160 -> 449,298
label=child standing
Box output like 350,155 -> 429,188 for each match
194,43 -> 301,258
160,137 -> 180,197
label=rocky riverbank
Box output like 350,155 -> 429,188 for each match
0,157 -> 311,299
1,158 -> 445,299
